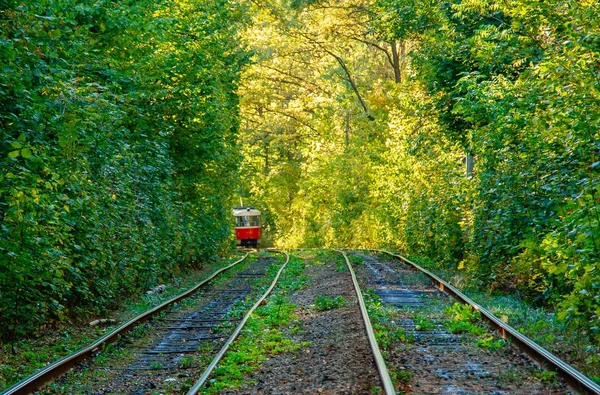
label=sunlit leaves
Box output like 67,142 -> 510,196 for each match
375,0 -> 600,340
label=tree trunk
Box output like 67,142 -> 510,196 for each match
391,41 -> 401,83
466,153 -> 474,178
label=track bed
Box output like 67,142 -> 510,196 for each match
352,251 -> 570,394
35,254 -> 281,395
10,250 -> 595,394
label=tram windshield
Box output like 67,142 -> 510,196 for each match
236,215 -> 259,227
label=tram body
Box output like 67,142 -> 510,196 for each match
233,207 -> 261,248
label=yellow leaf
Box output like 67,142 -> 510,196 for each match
64,205 -> 70,212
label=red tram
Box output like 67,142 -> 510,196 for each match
233,207 -> 261,248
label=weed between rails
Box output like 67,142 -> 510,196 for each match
363,290 -> 417,394
200,255 -> 310,394
313,295 -> 347,311
444,303 -> 506,350
364,291 -> 409,350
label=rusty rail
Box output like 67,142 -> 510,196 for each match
337,250 -> 396,395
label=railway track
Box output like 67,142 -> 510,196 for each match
201,249 -> 599,394
348,250 -> 600,395
195,249 -> 388,394
4,249 -> 599,394
2,251 -> 287,395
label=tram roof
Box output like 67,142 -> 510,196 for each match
233,207 -> 261,216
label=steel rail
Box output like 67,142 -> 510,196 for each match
186,250 -> 290,395
336,250 -> 396,395
2,253 -> 250,395
371,249 -> 600,395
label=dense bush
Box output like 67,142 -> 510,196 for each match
0,0 -> 248,342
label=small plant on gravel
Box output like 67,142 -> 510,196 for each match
348,254 -> 363,266
374,324 -> 414,350
374,322 -> 394,350
394,327 -> 414,343
475,336 -> 505,350
313,250 -> 333,265
391,369 -> 413,384
363,290 -> 413,350
313,295 -> 347,311
533,369 -> 558,384
180,356 -> 194,368
336,255 -> 350,272
444,303 -> 486,335
279,257 -> 310,292
413,314 -> 435,331
498,367 -> 523,386
446,319 -> 486,335
150,361 -> 164,369
289,320 -> 305,335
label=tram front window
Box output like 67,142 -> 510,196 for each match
236,215 -> 259,227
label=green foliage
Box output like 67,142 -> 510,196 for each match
390,369 -> 413,385
348,254 -> 363,266
444,302 -> 504,349
0,0 -> 248,342
364,290 -> 413,352
313,295 -> 347,311
413,314 -> 434,331
533,369 -> 558,384
277,255 -> 310,293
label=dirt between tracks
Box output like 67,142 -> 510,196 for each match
222,257 -> 382,395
